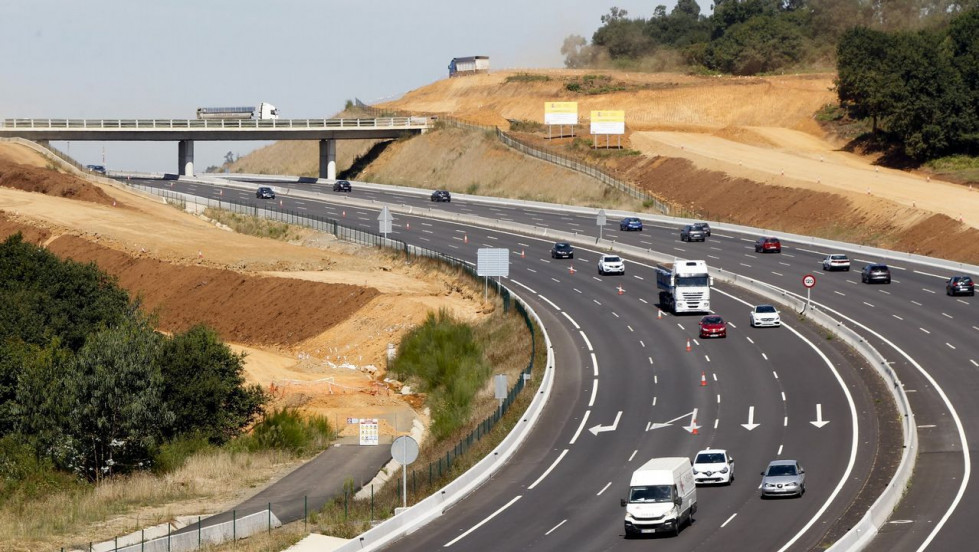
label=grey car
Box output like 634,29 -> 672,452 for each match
760,460 -> 805,498
680,224 -> 706,242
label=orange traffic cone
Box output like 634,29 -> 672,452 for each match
700,371 -> 707,386
692,419 -> 700,435
569,265 -> 576,274
618,286 -> 624,295
406,222 -> 410,230
521,249 -> 525,258
464,234 -> 468,244
279,200 -> 283,207
342,210 -> 346,217
657,310 -> 663,319
686,339 -> 692,352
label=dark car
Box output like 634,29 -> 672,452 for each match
699,315 -> 727,338
431,190 -> 451,202
860,264 -> 891,284
551,242 -> 574,259
680,224 -> 706,242
692,222 -> 711,237
755,237 -> 782,253
619,217 -> 643,231
333,180 -> 352,192
946,275 -> 975,296
86,164 -> 107,175
256,186 -> 276,199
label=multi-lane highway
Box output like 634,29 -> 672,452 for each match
124,176 -> 973,551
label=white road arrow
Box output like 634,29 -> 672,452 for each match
648,410 -> 696,431
682,408 -> 700,434
589,411 -> 623,435
741,406 -> 760,431
810,403 -> 830,428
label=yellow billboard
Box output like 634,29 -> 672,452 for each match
590,110 -> 625,135
544,102 -> 578,125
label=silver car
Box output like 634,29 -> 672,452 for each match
760,459 -> 805,498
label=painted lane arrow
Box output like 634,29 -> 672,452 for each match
682,408 -> 700,434
648,410 -> 696,431
810,403 -> 830,428
741,406 -> 760,431
589,411 -> 623,435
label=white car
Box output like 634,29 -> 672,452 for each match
822,253 -> 850,271
692,448 -> 734,485
749,304 -> 781,327
597,254 -> 625,275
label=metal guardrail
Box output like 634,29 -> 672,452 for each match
0,117 -> 431,131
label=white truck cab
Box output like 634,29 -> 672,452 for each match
621,457 -> 697,537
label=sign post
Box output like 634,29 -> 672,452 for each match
802,273 -> 816,314
477,248 -> 510,302
391,435 -> 419,511
597,209 -> 607,241
378,206 -> 393,238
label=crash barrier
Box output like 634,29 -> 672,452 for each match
117,183 -> 554,552
86,509 -> 280,552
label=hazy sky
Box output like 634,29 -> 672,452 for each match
1,1 -> 694,173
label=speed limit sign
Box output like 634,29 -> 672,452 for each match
802,274 -> 816,288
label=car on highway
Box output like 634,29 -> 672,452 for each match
85,164 -> 107,175
619,217 -> 643,231
692,221 -> 711,237
822,253 -> 851,271
754,236 -> 782,253
333,180 -> 352,192
698,314 -> 727,338
597,254 -> 625,275
946,275 -> 975,296
860,264 -> 891,284
760,459 -> 805,498
551,242 -> 574,259
749,304 -> 781,327
431,190 -> 451,202
692,449 -> 734,485
256,186 -> 276,199
680,224 -> 707,242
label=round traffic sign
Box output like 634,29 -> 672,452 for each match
802,274 -> 816,288
391,435 -> 419,465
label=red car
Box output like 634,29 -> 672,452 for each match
755,237 -> 782,253
699,315 -> 727,338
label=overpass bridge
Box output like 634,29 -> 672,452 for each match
0,116 -> 432,178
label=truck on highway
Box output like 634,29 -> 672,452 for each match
621,457 -> 697,537
196,102 -> 278,120
656,259 -> 712,314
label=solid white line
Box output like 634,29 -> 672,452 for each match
589,377 -> 598,406
561,311 -> 580,329
528,450 -> 568,490
720,513 -> 738,528
591,353 -> 599,377
629,450 -> 637,462
580,331 -> 594,351
570,411 -> 590,445
510,279 -> 536,294
444,495 -> 522,547
538,295 -> 561,311
597,482 -> 612,496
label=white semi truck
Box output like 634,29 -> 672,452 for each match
621,457 -> 697,537
196,102 -> 278,120
655,259 -> 712,314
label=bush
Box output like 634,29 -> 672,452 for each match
234,408 -> 332,456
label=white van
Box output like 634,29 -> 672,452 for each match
621,457 -> 697,537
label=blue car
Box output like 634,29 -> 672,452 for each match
620,217 -> 643,231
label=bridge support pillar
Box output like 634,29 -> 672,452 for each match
178,140 -> 195,176
319,139 -> 336,180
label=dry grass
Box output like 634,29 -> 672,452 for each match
3,450 -> 307,552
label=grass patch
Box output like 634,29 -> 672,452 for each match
203,208 -> 305,241
231,408 -> 333,455
504,73 -> 551,83
564,74 -> 628,95
508,119 -> 545,133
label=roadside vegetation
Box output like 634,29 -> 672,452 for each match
203,207 -> 306,241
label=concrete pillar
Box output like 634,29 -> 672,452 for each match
319,139 -> 336,180
178,140 -> 195,176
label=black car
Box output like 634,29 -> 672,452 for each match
946,275 -> 975,296
551,242 -> 574,259
256,186 -> 276,199
680,224 -> 706,242
861,264 -> 891,284
431,190 -> 451,202
333,180 -> 352,192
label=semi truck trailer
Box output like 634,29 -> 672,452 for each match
655,259 -> 712,314
196,102 -> 278,120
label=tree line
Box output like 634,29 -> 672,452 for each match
0,234 -> 266,483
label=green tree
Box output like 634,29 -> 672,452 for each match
593,8 -> 654,58
13,339 -> 76,464
836,27 -> 900,132
705,15 -> 805,74
156,325 -> 266,444
67,313 -> 171,480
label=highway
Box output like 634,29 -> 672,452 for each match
125,176 -> 966,551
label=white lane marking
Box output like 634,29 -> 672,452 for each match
740,263 -> 752,268
528,450 -> 569,491
777,444 -> 783,456
879,289 -> 891,295
639,340 -> 646,348
784,416 -> 789,427
762,353 -> 769,361
713,373 -> 718,381
677,323 -> 686,330
746,336 -> 755,344
570,411 -> 590,445
920,328 -> 931,334
942,313 -> 953,319
639,298 -> 648,304
781,392 -> 787,402
721,513 -> 738,528
892,314 -> 903,321
834,290 -> 846,296
779,261 -> 791,266
772,271 -> 784,276
629,450 -> 638,462
538,295 -> 561,311
627,325 -> 634,332
588,379 -> 598,407
561,311 -> 580,329
648,357 -> 654,365
773,370 -> 779,379
510,279 -> 536,294
654,375 -> 658,384
597,482 -> 612,496
911,300 -> 922,306
863,302 -> 875,308
580,331 -> 594,351
526,268 -> 538,273
957,299 -> 970,305
551,278 -> 561,283
633,275 -> 644,280
591,353 -> 599,377
947,343 -> 956,350
717,394 -> 721,404
573,288 -> 582,294
592,299 -> 601,306
612,312 -> 619,318
922,288 -> 936,294
971,360 -> 978,368
714,419 -> 719,429
915,269 -> 946,278
705,355 -> 711,363
444,495 -> 523,547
